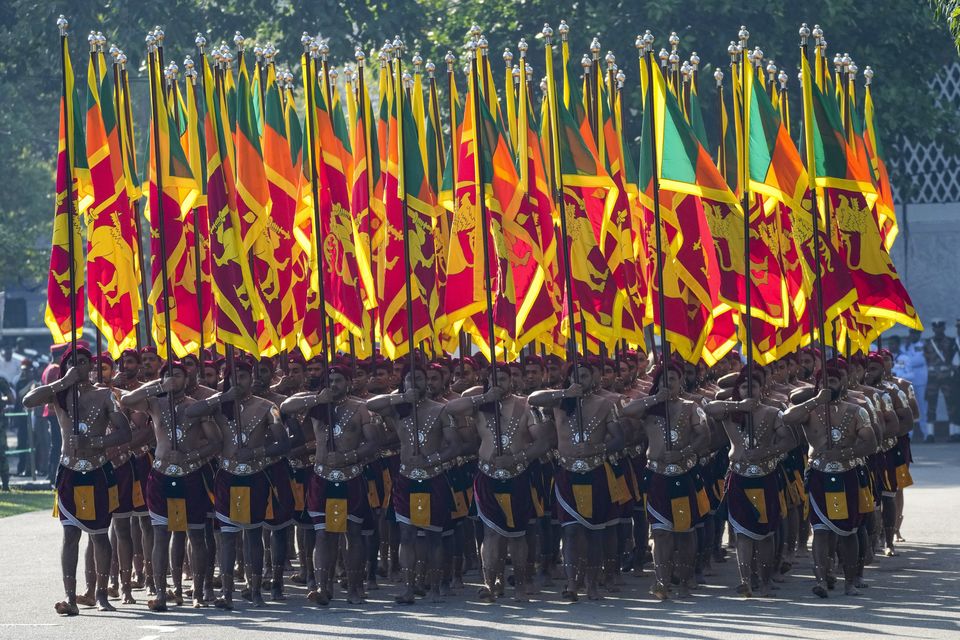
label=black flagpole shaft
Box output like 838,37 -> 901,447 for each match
740,47 -> 755,448
90,48 -> 104,382
472,50 -> 504,456
147,45 -> 179,448
60,28 -> 81,435
394,49 -> 421,454
644,48 -> 672,449
189,65 -> 206,360
545,34 -> 584,440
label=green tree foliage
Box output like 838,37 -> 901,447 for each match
0,0 -> 956,294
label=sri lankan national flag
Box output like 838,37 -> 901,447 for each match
863,84 -> 897,250
801,54 -> 920,333
377,55 -> 439,358
146,52 -> 201,359
310,69 -> 370,352
638,56 -> 732,363
261,63 -> 306,355
204,50 -> 260,355
45,38 -> 86,344
183,61 -> 215,348
441,58 -> 519,358
83,53 -> 141,357
548,44 -> 643,352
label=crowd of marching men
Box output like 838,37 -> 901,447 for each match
23,340 -> 919,614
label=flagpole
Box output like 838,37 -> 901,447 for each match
357,47 -> 379,361
800,24 -> 832,399
56,16 -> 81,435
470,35 -> 505,456
392,37 -> 423,454
317,39 -> 340,358
191,35 -> 210,359
108,47 -> 142,350
639,31 -> 673,449
738,27 -> 756,448
301,36 -> 332,364
87,34 -> 105,381
444,51 -> 469,375
146,32 -> 180,450
543,23 -> 584,440
117,54 -> 153,348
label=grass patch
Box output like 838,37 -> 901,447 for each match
0,490 -> 54,518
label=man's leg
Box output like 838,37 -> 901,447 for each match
756,536 -> 776,597
395,523 -> 418,604
560,524 -> 581,601
187,529 -> 208,608
585,528 -> 605,600
881,495 -> 898,555
269,526 -> 289,600
365,517 -> 381,590
149,527 -> 171,611
810,529 -> 832,597
478,526 -> 503,601
55,526 -> 83,615
140,519 -> 155,595
425,531 -> 445,603
924,380 -> 941,441
112,517 -> 135,604
130,516 -> 145,588
215,530 -> 237,609
734,531 -> 755,596
309,527 -> 337,605
345,523 -> 366,604
76,536 -> 95,606
837,531 -> 862,596
650,529 -> 674,600
602,524 -> 620,592
203,521 -> 217,602
507,533 -> 530,602
169,531 -> 186,604
243,528 -> 266,607
633,508 -> 649,572
673,531 -> 697,597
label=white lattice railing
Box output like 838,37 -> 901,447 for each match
890,61 -> 960,205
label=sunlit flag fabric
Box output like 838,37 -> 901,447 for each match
145,51 -> 200,359
45,40 -> 86,344
83,54 -> 141,357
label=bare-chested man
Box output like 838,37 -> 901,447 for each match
280,364 -> 380,605
446,368 -> 550,602
184,359 -> 289,609
783,365 -> 877,598
877,348 -> 919,542
621,362 -> 709,600
705,370 -> 798,597
367,363 -> 462,605
528,361 -> 624,602
23,347 -> 131,616
139,346 -> 161,382
119,361 -> 221,610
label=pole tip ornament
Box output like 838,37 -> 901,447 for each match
864,65 -> 874,85
616,69 -> 625,87
727,41 -> 738,61
503,48 -> 513,66
343,66 -> 354,82
778,69 -> 788,88
392,36 -> 403,54
714,67 -> 724,86
183,55 -> 195,71
669,31 -> 679,51
681,61 -> 691,80
478,35 -> 489,53
469,24 -> 481,40
738,25 -> 750,45
540,76 -> 548,92
643,30 -> 655,50
253,44 -> 263,61
512,65 -> 520,81
155,27 -> 165,45
518,38 -> 528,55
57,15 -> 68,35
635,34 -> 644,51
605,50 -> 616,69
425,60 -> 436,76
146,32 -> 157,51
88,31 -> 97,51
669,51 -> 680,69
301,32 -> 312,52
580,54 -> 592,71
659,48 -> 669,67
412,52 -> 423,70
234,31 -> 245,51
541,24 -> 554,43
558,20 -> 569,40
195,33 -> 206,51
689,51 -> 700,69
444,50 -> 455,69
849,61 -> 858,77
109,43 -> 121,60
591,37 -> 601,55
766,60 -> 777,77
355,47 -> 365,63
329,66 -> 339,83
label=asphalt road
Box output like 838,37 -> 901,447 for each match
2,445 -> 959,640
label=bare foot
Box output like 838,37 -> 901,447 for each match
54,601 -> 79,616
394,589 -> 416,605
367,578 -> 380,591
96,593 -> 116,612
250,592 -> 266,608
845,583 -> 861,596
452,577 -> 465,591
561,587 -> 579,603
438,581 -> 451,597
270,588 -> 286,602
430,588 -> 443,604
146,598 -> 168,612
306,590 -> 330,606
192,598 -> 206,608
213,597 -> 233,610
107,586 -> 120,599
347,589 -> 365,605
587,585 -> 602,601
75,594 -> 96,607
884,547 -> 897,557
122,590 -> 136,605
166,589 -> 184,606
812,584 -> 828,599
649,583 -> 670,601
477,586 -> 496,603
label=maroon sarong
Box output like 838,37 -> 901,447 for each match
112,458 -> 142,517
214,468 -> 271,532
130,452 -> 152,515
725,470 -> 785,540
805,467 -> 863,536
643,468 -> 704,533
473,468 -> 536,538
146,468 -> 210,531
263,459 -> 295,530
290,467 -> 312,525
554,464 -> 617,531
55,463 -> 117,534
392,472 -> 453,533
306,472 -> 374,534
